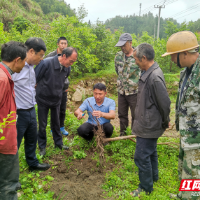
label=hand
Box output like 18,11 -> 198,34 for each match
92,111 -> 103,118
168,122 -> 171,128
77,112 -> 84,120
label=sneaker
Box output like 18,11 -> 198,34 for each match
60,127 -> 69,136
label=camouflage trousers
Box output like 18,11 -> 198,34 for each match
178,142 -> 200,200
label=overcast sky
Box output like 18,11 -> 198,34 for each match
66,0 -> 200,24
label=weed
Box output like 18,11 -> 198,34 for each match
73,150 -> 87,159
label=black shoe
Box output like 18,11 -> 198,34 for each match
39,148 -> 46,156
55,144 -> 69,150
120,133 -> 126,137
15,182 -> 21,191
29,163 -> 50,171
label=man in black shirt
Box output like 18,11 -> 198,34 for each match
35,47 -> 78,156
46,37 -> 69,136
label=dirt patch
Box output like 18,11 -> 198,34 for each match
41,148 -> 114,200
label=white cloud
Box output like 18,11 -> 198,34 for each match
66,0 -> 200,24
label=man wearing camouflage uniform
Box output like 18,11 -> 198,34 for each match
115,33 -> 140,136
162,31 -> 200,200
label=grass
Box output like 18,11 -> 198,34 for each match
17,69 -> 181,199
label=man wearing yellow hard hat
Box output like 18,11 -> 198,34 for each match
162,31 -> 200,199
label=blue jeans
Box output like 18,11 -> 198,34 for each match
17,107 -> 39,167
0,152 -> 19,200
134,137 -> 158,192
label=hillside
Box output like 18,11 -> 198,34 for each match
0,0 -> 75,31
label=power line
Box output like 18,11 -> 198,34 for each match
140,0 -> 177,16
175,8 -> 200,20
170,3 -> 200,18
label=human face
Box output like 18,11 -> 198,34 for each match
14,57 -> 26,73
121,41 -> 132,55
57,40 -> 68,53
61,52 -> 77,68
28,49 -> 45,66
133,51 -> 144,70
33,50 -> 45,65
170,53 -> 185,68
93,89 -> 106,105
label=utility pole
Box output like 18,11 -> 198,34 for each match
154,3 -> 165,40
139,3 -> 142,16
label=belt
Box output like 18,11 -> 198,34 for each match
17,107 -> 34,111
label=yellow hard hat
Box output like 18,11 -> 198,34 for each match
162,31 -> 199,57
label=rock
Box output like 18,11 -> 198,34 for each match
87,81 -> 93,87
85,88 -> 93,96
72,87 -> 85,102
173,81 -> 179,86
67,94 -> 71,99
101,81 -> 106,85
79,80 -> 85,87
110,82 -> 116,85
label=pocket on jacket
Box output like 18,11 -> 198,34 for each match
191,149 -> 200,178
139,110 -> 151,127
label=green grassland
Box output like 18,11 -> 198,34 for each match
17,70 -> 180,199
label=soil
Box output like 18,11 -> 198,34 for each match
41,147 -> 115,200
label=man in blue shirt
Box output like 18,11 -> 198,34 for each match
12,38 -> 50,172
74,83 -> 116,141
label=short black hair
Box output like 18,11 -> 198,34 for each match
57,37 -> 68,44
93,83 -> 106,92
1,41 -> 27,62
25,37 -> 46,53
62,47 -> 78,58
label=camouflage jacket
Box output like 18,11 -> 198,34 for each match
115,51 -> 140,95
176,54 -> 200,150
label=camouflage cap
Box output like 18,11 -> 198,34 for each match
115,33 -> 132,47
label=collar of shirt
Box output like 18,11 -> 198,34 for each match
0,62 -> 14,75
55,55 -> 67,71
25,62 -> 34,68
140,62 -> 159,82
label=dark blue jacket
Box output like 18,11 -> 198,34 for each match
35,55 -> 71,107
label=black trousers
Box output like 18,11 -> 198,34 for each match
0,152 -> 19,200
134,137 -> 158,192
37,103 -> 63,149
118,93 -> 137,135
17,107 -> 39,167
77,122 -> 113,141
60,91 -> 67,128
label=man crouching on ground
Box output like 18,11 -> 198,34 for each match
74,83 -> 115,142
130,43 -> 171,197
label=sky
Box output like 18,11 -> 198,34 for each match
66,0 -> 200,24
